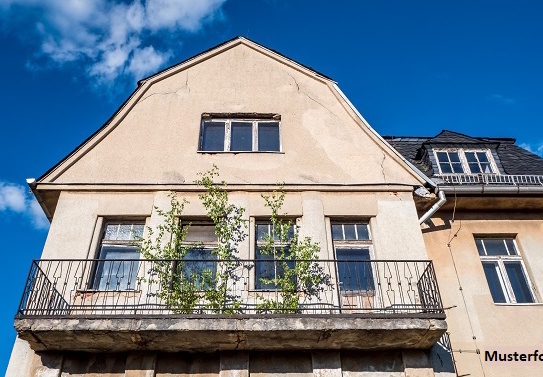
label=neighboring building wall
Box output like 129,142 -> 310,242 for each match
423,210 -> 543,377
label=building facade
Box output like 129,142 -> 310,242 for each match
387,131 -> 543,377
10,37 -> 540,377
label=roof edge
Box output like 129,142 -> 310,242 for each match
332,84 -> 436,188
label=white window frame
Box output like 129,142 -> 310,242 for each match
476,237 -> 535,304
331,222 -> 375,293
179,222 -> 219,290
199,118 -> 282,152
93,222 -> 144,291
254,220 -> 295,291
433,149 -> 498,175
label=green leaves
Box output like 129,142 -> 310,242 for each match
139,167 -> 331,315
257,189 -> 332,313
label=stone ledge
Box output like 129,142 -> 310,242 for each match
15,316 -> 447,352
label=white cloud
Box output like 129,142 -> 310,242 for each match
127,45 -> 171,79
519,142 -> 543,157
0,0 -> 227,84
488,94 -> 516,105
0,183 -> 27,212
28,197 -> 49,229
0,181 -> 49,230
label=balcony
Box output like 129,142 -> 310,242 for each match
15,259 -> 446,352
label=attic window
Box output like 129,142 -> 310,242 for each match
434,149 -> 496,174
199,116 -> 281,152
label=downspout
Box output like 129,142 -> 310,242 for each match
419,190 -> 446,225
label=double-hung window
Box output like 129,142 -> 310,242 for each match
476,237 -> 535,304
199,118 -> 281,152
434,149 -> 495,174
255,221 -> 295,290
332,222 -> 374,292
93,222 -> 144,291
180,223 -> 218,289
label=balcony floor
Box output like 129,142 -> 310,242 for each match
15,314 -> 447,352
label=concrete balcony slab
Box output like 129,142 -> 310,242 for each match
15,315 -> 447,352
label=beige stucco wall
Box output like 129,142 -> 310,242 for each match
41,189 -> 426,261
43,42 -> 421,186
423,211 -> 543,377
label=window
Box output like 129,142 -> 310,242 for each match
434,149 -> 495,174
476,237 -> 535,304
255,221 -> 295,290
180,223 -> 218,289
93,223 -> 144,290
332,222 -> 374,292
199,118 -> 281,152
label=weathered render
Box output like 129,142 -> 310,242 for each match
8,38 -> 450,377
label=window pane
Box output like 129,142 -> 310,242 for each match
185,225 -> 217,243
255,246 -> 293,290
482,262 -> 507,303
343,224 -> 357,240
201,121 -> 225,151
452,163 -> 464,173
331,224 -> 343,240
475,239 -> 486,256
258,122 -> 280,151
505,239 -> 517,255
449,152 -> 461,162
504,262 -> 534,303
257,224 -> 271,241
439,163 -> 452,174
182,248 -> 217,289
94,245 -> 139,290
468,163 -> 481,174
436,152 -> 449,163
465,152 -> 477,163
482,239 -> 508,256
356,224 -> 370,240
477,152 -> 489,163
481,163 -> 493,174
117,224 -> 133,240
104,224 -> 118,240
336,248 -> 374,291
132,224 -> 145,239
230,122 -> 253,151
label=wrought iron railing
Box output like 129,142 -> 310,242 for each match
435,174 -> 543,186
17,259 -> 444,317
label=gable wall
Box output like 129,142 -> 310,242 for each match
46,44 -> 421,186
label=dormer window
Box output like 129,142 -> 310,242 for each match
434,149 -> 496,174
199,115 -> 281,152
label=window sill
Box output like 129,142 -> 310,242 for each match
76,289 -> 141,294
197,151 -> 284,154
493,302 -> 542,306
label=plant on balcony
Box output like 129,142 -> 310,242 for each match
256,189 -> 332,314
139,166 -> 247,314
138,193 -> 200,314
140,166 -> 330,315
195,165 -> 247,313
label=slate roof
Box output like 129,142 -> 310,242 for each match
384,130 -> 543,177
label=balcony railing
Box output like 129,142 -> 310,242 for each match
17,259 -> 444,318
435,173 -> 543,186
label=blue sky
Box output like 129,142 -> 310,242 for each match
1,0 -> 542,372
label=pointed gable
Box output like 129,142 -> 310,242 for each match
36,37 -> 429,189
